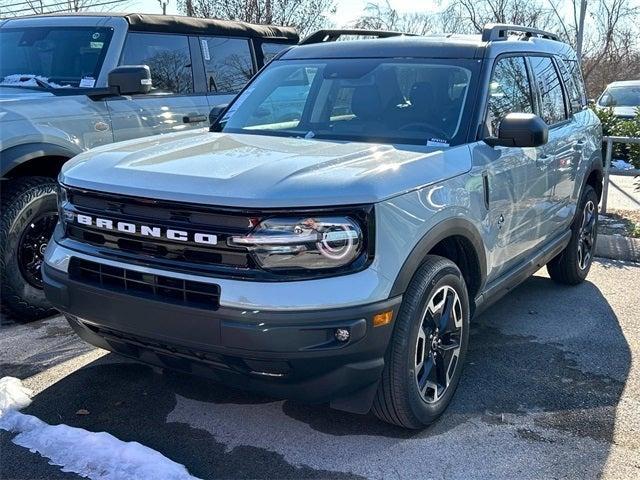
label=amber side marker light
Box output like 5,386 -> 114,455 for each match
373,310 -> 393,327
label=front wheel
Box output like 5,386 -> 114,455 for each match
372,255 -> 470,429
1,177 -> 59,321
547,185 -> 598,285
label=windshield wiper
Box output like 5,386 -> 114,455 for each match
33,77 -> 55,90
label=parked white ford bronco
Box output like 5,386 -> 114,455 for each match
0,13 -> 297,319
43,25 -> 603,428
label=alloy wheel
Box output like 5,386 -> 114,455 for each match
577,200 -> 596,271
414,285 -> 463,403
17,211 -> 58,288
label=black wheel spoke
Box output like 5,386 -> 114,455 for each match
17,211 -> 57,288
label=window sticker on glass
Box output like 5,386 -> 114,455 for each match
427,138 -> 450,147
90,42 -> 103,49
79,77 -> 95,88
201,39 -> 211,61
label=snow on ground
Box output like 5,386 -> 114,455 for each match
611,159 -> 634,171
0,376 -> 200,480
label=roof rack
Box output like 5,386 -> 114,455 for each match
300,28 -> 414,45
481,23 -> 560,42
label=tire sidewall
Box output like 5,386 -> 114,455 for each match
568,186 -> 599,280
402,265 -> 470,424
1,182 -> 58,312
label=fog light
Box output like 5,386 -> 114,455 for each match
335,328 -> 350,342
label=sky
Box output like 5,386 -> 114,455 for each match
125,0 -> 441,26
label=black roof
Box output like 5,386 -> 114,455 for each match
125,13 -> 298,41
9,12 -> 299,41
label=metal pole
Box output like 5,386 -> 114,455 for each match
601,137 -> 613,214
576,0 -> 587,63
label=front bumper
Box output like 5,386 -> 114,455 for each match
43,242 -> 401,413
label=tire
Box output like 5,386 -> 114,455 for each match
547,185 -> 598,285
1,176 -> 59,321
372,255 -> 470,429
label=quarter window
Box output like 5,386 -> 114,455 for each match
529,56 -> 567,125
200,37 -> 253,94
261,42 -> 290,63
486,56 -> 534,136
120,33 -> 193,94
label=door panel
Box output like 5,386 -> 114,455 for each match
528,55 -> 574,238
482,55 -> 550,278
106,32 -> 210,142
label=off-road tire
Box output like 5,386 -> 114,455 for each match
1,176 -> 58,321
547,185 -> 599,285
372,255 -> 470,429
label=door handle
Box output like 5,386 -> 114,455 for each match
183,114 -> 207,124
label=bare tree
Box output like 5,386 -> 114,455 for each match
0,0 -> 129,16
353,0 -> 640,97
177,0 -> 336,36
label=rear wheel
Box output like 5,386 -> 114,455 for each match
547,185 -> 598,285
1,177 -> 58,321
372,255 -> 470,429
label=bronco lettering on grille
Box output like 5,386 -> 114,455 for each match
70,213 -> 218,245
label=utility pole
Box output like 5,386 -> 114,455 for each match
576,0 -> 587,64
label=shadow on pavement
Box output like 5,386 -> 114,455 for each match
3,272 -> 632,479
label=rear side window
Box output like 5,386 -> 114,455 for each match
261,42 -> 290,64
486,56 -> 533,136
529,56 -> 567,126
556,57 -> 585,114
199,37 -> 254,94
120,33 -> 193,94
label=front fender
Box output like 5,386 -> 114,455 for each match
1,142 -> 79,177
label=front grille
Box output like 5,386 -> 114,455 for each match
63,188 -> 257,274
69,258 -> 220,309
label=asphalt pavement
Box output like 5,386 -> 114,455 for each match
1,258 -> 639,479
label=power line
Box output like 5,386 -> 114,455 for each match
1,0 -> 127,15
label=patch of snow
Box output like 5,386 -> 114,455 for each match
0,377 -> 200,480
0,74 -> 71,89
611,159 -> 633,170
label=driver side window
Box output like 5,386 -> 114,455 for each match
486,56 -> 534,136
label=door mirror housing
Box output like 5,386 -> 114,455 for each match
484,113 -> 548,148
108,65 -> 152,95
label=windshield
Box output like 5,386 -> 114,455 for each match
218,58 -> 477,146
0,26 -> 113,89
599,86 -> 640,107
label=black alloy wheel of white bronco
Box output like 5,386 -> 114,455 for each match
373,255 -> 470,429
547,185 -> 599,285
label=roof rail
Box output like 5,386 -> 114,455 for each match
300,28 -> 413,45
481,23 -> 560,42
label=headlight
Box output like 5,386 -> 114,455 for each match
230,216 -> 365,271
57,185 -> 68,220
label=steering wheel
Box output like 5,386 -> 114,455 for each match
398,122 -> 449,141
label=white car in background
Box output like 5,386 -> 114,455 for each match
596,80 -> 640,119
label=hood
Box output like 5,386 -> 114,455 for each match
0,86 -> 54,103
611,106 -> 638,119
60,130 -> 472,208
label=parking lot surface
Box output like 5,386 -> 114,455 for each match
1,259 -> 639,479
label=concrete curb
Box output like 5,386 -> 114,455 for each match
595,234 -> 640,262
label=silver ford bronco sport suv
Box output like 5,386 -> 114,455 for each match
43,25 -> 603,429
0,13 -> 297,319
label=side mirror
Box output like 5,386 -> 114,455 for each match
209,103 -> 228,125
484,113 -> 548,148
108,65 -> 152,95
